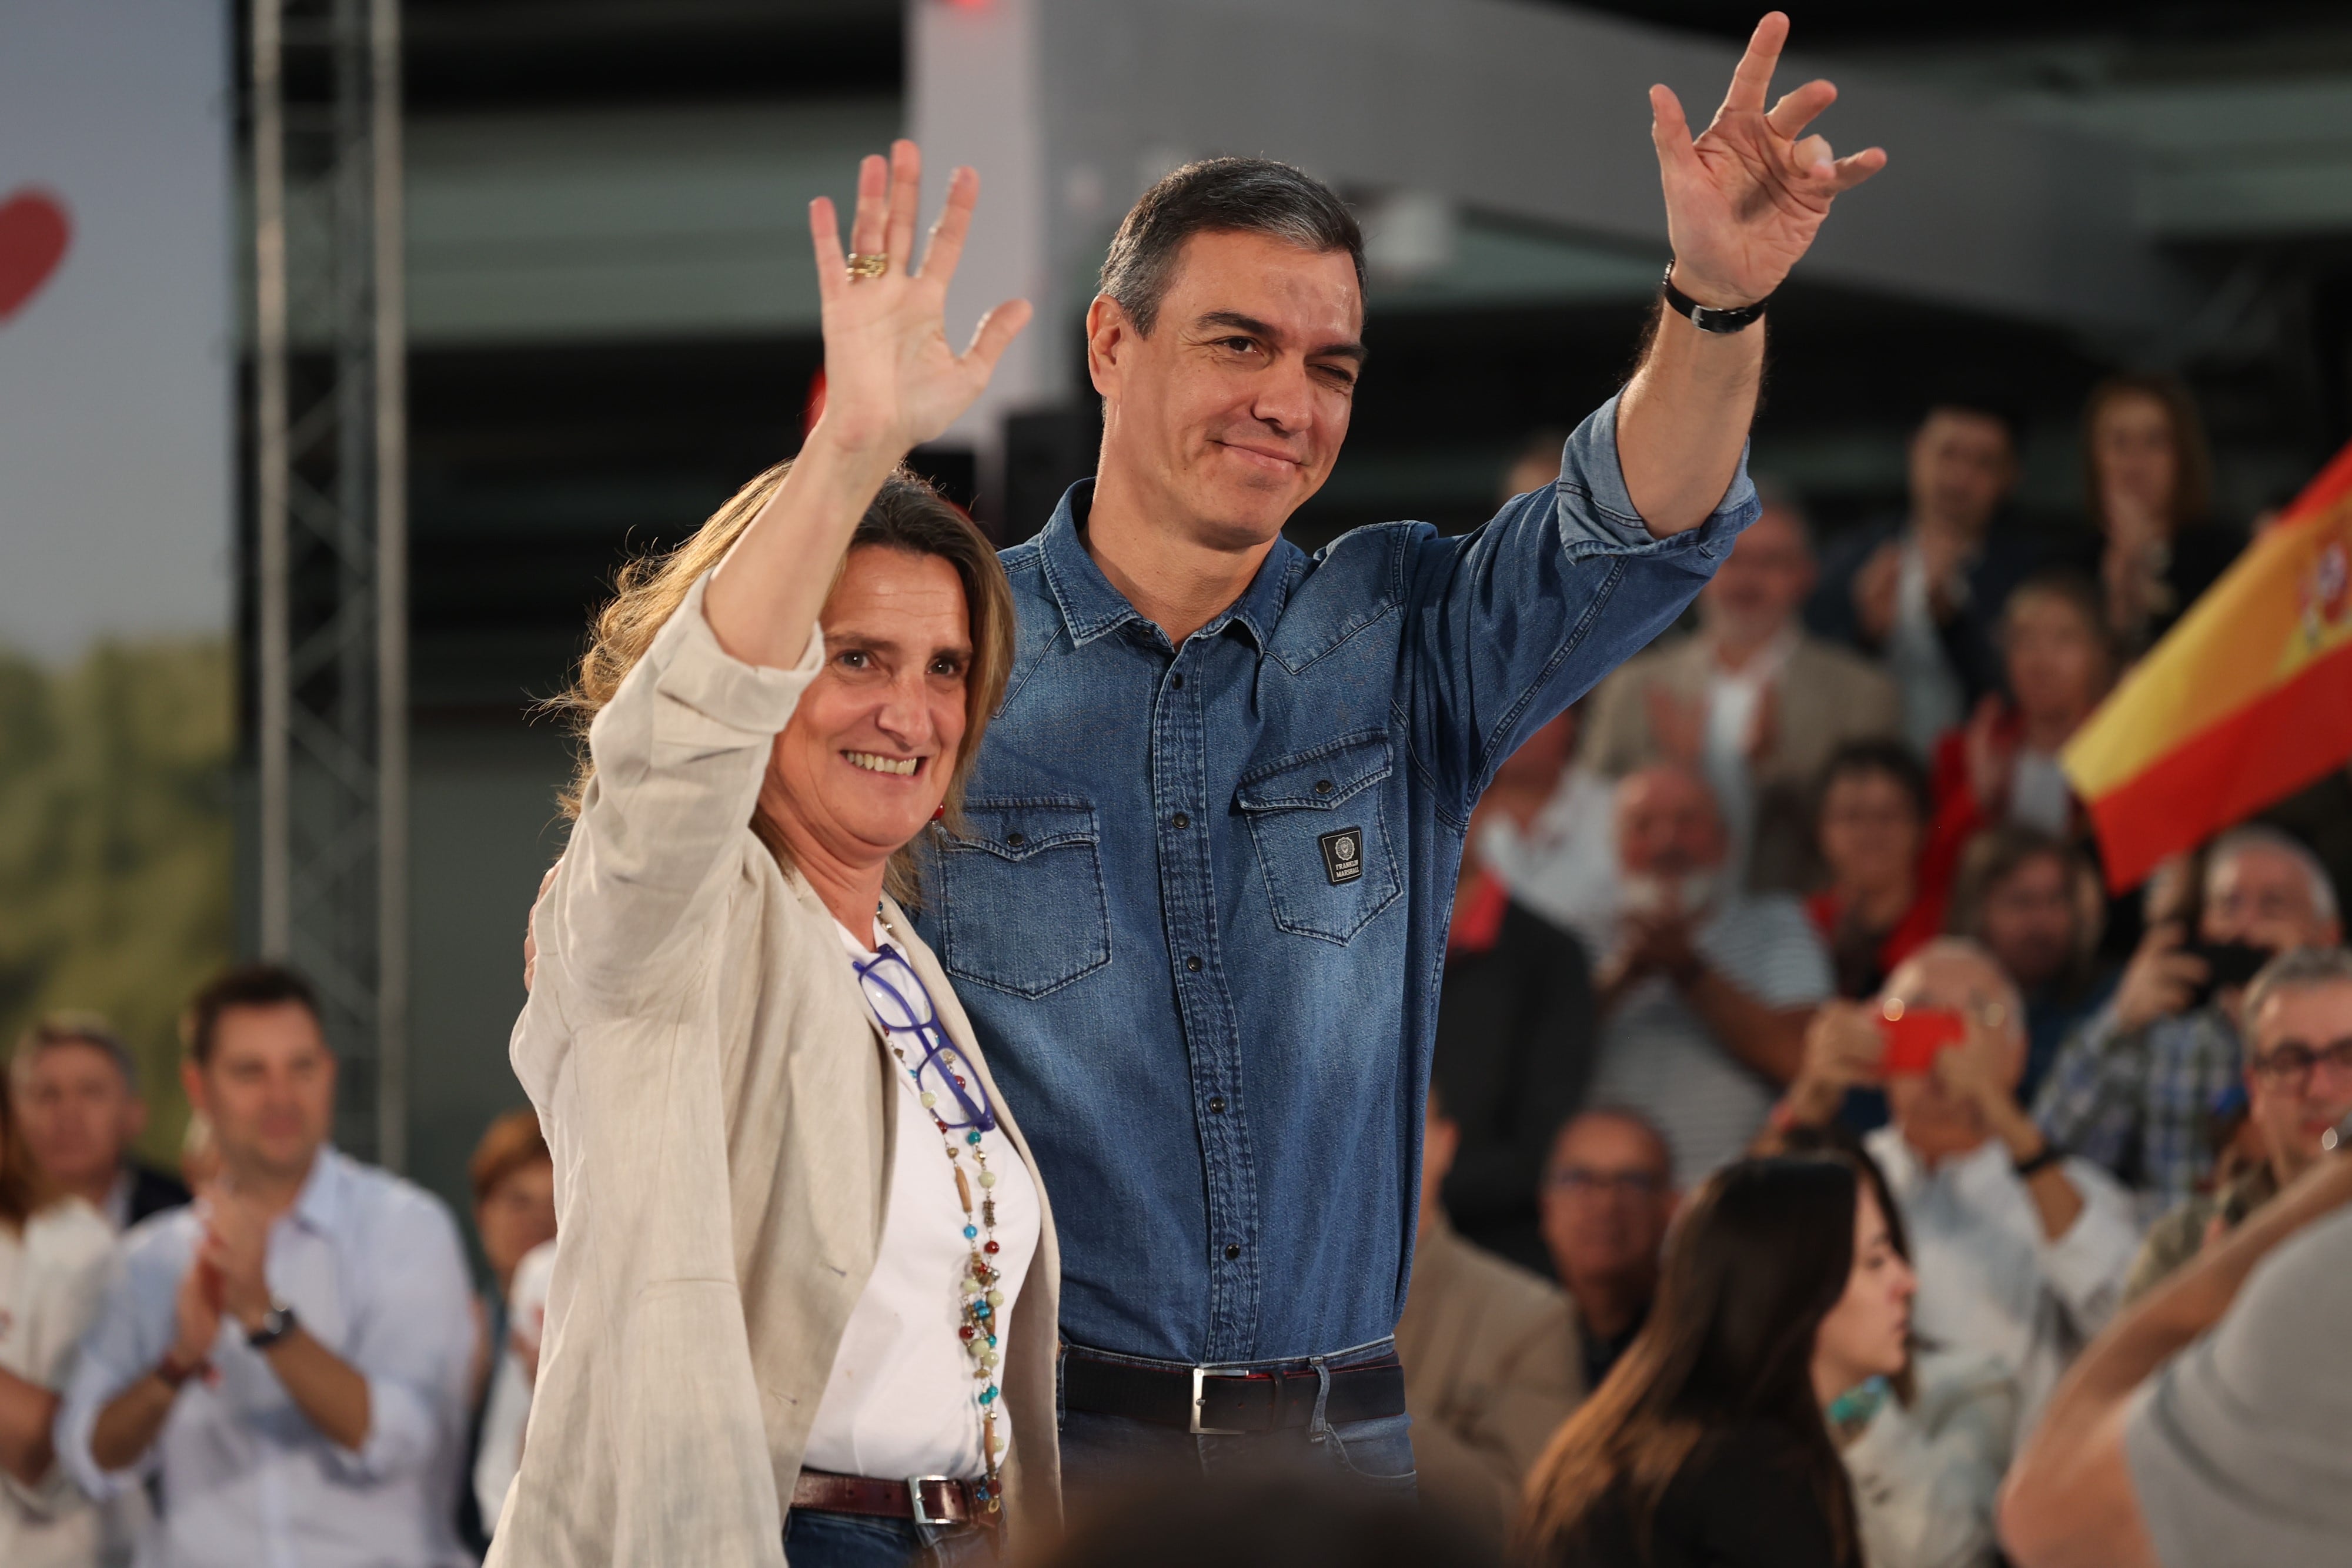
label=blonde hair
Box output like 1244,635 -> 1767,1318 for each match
548,461 -> 1015,906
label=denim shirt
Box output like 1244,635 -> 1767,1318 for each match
913,394 -> 1755,1365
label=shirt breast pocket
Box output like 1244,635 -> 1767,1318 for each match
1235,731 -> 1403,945
934,798 -> 1112,997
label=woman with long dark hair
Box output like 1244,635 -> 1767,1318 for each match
1519,1156 -> 1914,1568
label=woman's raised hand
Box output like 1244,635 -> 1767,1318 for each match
808,141 -> 1033,457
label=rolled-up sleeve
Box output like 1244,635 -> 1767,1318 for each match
550,570 -> 824,1014
1401,393 -> 1758,816
55,1246 -> 171,1502
330,1195 -> 477,1482
2037,1158 -> 2143,1340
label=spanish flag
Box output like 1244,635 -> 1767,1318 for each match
2064,440 -> 2352,892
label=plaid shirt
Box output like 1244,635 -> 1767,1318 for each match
2031,1001 -> 2242,1212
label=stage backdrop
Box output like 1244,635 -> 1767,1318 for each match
0,0 -> 234,658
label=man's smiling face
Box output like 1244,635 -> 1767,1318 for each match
1089,228 -> 1365,550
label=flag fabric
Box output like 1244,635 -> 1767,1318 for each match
2063,439 -> 2352,892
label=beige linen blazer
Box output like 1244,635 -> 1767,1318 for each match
488,575 -> 1061,1568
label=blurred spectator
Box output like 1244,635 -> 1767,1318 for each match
1539,1110 -> 1678,1392
10,1014 -> 188,1233
1521,1156 -> 1895,1568
471,1240 -> 552,1544
1808,400 -> 2039,753
1583,766 -> 1833,1186
1782,940 -> 2140,1435
1579,490 -> 1900,894
1756,1123 -> 2016,1568
2035,825 -> 2343,1212
0,1048 -> 118,1568
1926,571 -> 2115,878
1946,827 -> 2113,1104
460,1109 -> 557,1550
2124,947 -> 2352,1300
2062,373 -> 2241,658
1398,1088 -> 1583,1550
58,963 -> 476,1568
1438,711 -> 1598,1271
1807,741 -> 1946,1002
1997,1139 -> 2352,1568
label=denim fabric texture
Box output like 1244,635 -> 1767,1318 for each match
914,394 -> 1755,1364
783,1509 -> 998,1568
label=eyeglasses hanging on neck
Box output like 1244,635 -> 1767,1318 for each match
853,945 -> 999,1133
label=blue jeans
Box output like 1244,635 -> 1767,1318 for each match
1058,1341 -> 1418,1503
782,1510 -> 998,1568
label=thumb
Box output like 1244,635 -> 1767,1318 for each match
1649,84 -> 1700,182
963,299 -> 1034,380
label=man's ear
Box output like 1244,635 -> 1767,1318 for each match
179,1060 -> 206,1120
1085,293 -> 1133,400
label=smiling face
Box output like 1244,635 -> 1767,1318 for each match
185,1001 -> 336,1186
2244,979 -> 2352,1183
1818,767 -> 1922,906
1812,1185 -> 1916,1400
1700,502 -> 1815,650
761,546 -> 972,882
1088,229 -> 1365,550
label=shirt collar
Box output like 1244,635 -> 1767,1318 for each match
1035,479 -> 1298,653
289,1146 -> 345,1236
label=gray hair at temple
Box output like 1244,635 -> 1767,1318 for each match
2206,825 -> 2340,924
1097,156 -> 1366,337
2241,946 -> 2352,1027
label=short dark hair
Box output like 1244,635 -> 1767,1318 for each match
185,962 -> 324,1068
1098,156 -> 1365,336
1817,737 -> 1932,828
1919,393 -> 2024,449
12,1011 -> 140,1093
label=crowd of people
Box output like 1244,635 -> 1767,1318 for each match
8,15 -> 2352,1568
1407,376 -> 2352,1562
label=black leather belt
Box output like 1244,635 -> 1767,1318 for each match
1061,1346 -> 1408,1435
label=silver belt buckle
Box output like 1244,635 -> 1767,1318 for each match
1190,1365 -> 1251,1435
906,1476 -> 956,1527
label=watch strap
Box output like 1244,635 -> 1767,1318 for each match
1661,265 -> 1769,334
246,1303 -> 298,1350
156,1350 -> 208,1389
2013,1142 -> 2066,1179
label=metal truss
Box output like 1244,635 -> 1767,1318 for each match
250,0 -> 407,1168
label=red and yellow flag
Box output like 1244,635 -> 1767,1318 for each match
2064,439 -> 2352,892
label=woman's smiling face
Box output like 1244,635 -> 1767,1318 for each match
765,545 -> 971,873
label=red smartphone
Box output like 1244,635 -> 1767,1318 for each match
1879,1002 -> 1967,1076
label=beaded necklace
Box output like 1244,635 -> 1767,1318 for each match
854,934 -> 1007,1516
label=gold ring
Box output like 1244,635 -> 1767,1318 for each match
846,252 -> 888,281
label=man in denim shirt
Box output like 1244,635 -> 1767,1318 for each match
916,14 -> 1886,1489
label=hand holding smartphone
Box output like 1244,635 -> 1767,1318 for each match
1878,998 -> 1969,1076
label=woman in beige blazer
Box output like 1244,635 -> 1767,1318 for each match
490,142 -> 1054,1568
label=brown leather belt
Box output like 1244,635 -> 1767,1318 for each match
791,1469 -> 998,1530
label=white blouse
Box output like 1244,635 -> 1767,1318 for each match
801,921 -> 1043,1481
0,1199 -> 116,1568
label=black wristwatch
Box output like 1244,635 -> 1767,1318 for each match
247,1303 -> 298,1350
1661,265 -> 1770,334
2013,1142 -> 2065,1179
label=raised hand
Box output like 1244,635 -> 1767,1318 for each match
1649,11 -> 1886,307
807,140 -> 1033,457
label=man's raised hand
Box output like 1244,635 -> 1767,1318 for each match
1649,11 -> 1886,309
808,140 -> 1032,457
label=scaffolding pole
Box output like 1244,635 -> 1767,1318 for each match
249,0 -> 407,1169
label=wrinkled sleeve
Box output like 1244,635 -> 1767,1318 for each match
2037,1159 -> 2143,1340
326,1195 -> 478,1483
55,1245 -> 172,1502
1401,393 -> 1757,819
1,1222 -> 117,1516
546,570 -> 823,1018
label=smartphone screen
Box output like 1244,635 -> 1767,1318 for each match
1878,1002 -> 1967,1076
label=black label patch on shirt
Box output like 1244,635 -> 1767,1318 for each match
1318,827 -> 1365,885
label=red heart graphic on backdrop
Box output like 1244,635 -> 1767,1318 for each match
0,189 -> 73,323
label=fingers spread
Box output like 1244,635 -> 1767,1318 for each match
1765,78 -> 1836,141
964,298 -> 1035,378
849,152 -> 889,263
917,165 -> 979,284
1827,146 -> 1889,193
885,138 -> 923,275
1722,9 -> 1790,113
809,196 -> 846,305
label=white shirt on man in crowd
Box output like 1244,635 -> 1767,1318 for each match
58,1147 -> 478,1568
0,1198 -> 117,1568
